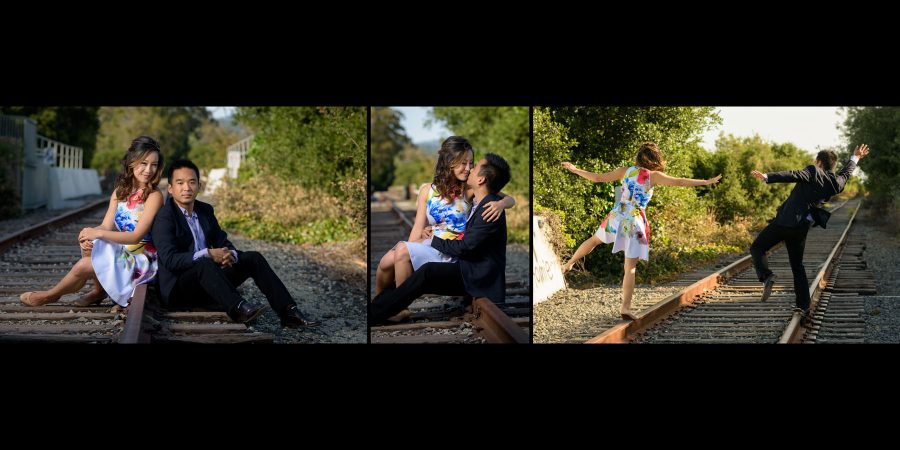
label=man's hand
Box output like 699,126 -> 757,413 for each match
209,247 -> 234,268
421,226 -> 433,239
853,144 -> 869,160
751,170 -> 767,182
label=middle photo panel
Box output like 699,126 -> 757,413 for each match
369,106 -> 531,344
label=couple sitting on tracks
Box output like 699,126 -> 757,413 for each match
560,141 -> 870,327
370,136 -> 516,325
19,135 -> 319,329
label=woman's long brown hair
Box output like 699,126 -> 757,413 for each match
114,136 -> 163,203
635,141 -> 666,171
432,136 -> 473,201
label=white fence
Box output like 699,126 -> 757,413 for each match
37,134 -> 83,168
226,134 -> 253,179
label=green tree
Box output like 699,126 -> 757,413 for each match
0,107 -> 99,167
392,144 -> 435,195
842,106 -> 900,204
702,134 -> 815,222
92,107 -> 209,173
429,107 -> 530,195
235,106 -> 365,191
370,107 -> 411,192
234,106 -> 366,228
188,118 -> 244,174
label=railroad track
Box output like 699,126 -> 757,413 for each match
586,198 -> 874,344
0,199 -> 274,343
369,192 -> 529,344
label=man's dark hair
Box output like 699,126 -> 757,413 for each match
167,159 -> 201,183
816,150 -> 838,171
478,153 -> 511,194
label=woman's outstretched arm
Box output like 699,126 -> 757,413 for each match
562,162 -> 628,183
650,171 -> 721,187
481,191 -> 517,222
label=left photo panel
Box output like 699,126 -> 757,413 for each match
0,106 -> 367,343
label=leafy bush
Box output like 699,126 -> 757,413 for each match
212,176 -> 361,245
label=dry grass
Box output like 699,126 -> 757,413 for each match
506,197 -> 530,244
212,176 -> 364,244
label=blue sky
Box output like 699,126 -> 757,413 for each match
208,106 -> 235,119
392,107 -> 451,143
701,107 -> 846,154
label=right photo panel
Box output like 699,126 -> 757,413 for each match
369,107 -> 531,343
533,106 -> 881,344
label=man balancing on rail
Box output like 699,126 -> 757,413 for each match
749,144 -> 869,326
151,159 -> 320,328
368,153 -> 511,325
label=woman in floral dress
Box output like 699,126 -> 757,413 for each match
561,142 -> 721,320
20,136 -> 164,308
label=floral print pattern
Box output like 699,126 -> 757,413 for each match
425,184 -> 471,241
594,166 -> 655,261
91,189 -> 158,306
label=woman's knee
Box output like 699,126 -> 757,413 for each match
395,242 -> 410,260
73,257 -> 94,276
379,250 -> 396,270
624,258 -> 638,275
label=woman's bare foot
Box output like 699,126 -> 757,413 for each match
74,289 -> 107,307
20,291 -> 60,307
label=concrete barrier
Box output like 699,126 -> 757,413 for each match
48,167 -> 102,209
533,215 -> 567,304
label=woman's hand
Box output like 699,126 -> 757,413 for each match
79,239 -> 93,257
78,227 -> 102,242
706,174 -> 722,185
421,226 -> 433,239
481,200 -> 505,222
561,162 -> 577,172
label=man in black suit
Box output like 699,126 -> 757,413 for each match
750,144 -> 869,321
151,159 -> 320,328
369,153 -> 511,325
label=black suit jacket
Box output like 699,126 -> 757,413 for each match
151,197 -> 238,305
430,192 -> 507,303
766,159 -> 856,228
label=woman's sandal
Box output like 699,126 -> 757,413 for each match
620,311 -> 639,321
74,291 -> 107,307
20,291 -> 56,307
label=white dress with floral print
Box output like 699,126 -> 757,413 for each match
594,166 -> 654,261
403,184 -> 471,271
91,190 -> 158,306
